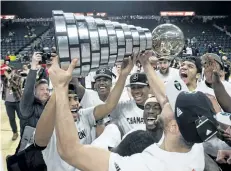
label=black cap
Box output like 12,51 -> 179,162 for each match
175,91 -> 217,143
111,130 -> 156,156
94,68 -> 113,80
182,56 -> 202,74
126,72 -> 149,87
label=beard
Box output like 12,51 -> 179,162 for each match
160,67 -> 169,75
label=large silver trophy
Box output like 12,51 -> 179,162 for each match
52,10 -> 185,76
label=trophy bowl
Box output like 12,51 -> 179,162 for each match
52,10 -> 185,76
152,24 -> 185,57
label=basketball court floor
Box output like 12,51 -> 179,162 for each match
1,100 -> 20,171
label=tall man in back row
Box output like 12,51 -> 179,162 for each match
156,56 -> 179,83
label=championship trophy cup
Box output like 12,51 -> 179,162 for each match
52,10 -> 185,76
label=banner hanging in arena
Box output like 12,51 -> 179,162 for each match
160,11 -> 195,16
1,15 -> 16,19
74,12 -> 107,17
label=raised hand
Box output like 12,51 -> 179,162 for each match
48,55 -> 78,89
120,55 -> 135,76
203,55 -> 222,84
212,69 -> 222,84
138,50 -> 153,66
31,52 -> 42,68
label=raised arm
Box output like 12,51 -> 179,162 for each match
213,70 -> 231,113
93,57 -> 134,121
70,76 -> 86,100
20,52 -> 42,118
49,58 -> 111,171
34,92 -> 56,147
138,51 -> 166,108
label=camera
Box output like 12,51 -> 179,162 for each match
37,47 -> 56,64
38,52 -> 52,64
20,72 -> 28,77
41,52 -> 52,64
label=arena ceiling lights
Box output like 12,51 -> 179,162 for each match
160,11 -> 195,17
74,13 -> 107,17
1,15 -> 16,19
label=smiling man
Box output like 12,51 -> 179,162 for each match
143,96 -> 162,131
76,68 -> 115,109
93,68 -> 114,102
109,96 -> 163,157
108,72 -> 150,136
118,95 -> 163,139
68,89 -> 81,122
73,67 -> 123,138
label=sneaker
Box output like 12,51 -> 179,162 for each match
12,133 -> 18,141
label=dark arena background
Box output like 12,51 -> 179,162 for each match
1,1 -> 231,171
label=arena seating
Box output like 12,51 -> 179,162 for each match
42,28 -> 55,48
175,20 -> 231,56
1,17 -> 231,63
1,22 -> 50,58
214,16 -> 231,33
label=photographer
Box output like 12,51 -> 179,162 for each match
2,66 -> 22,140
6,53 -> 49,171
20,52 -> 50,131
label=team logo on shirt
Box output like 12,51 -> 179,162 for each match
99,68 -> 106,74
132,74 -> 139,81
127,117 -> 144,124
78,129 -> 86,140
174,80 -> 182,91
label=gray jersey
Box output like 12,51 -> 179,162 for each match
80,89 -> 104,139
156,68 -> 179,84
80,89 -> 103,108
110,99 -> 146,135
42,107 -> 96,171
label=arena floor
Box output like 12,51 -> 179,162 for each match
1,100 -> 20,171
